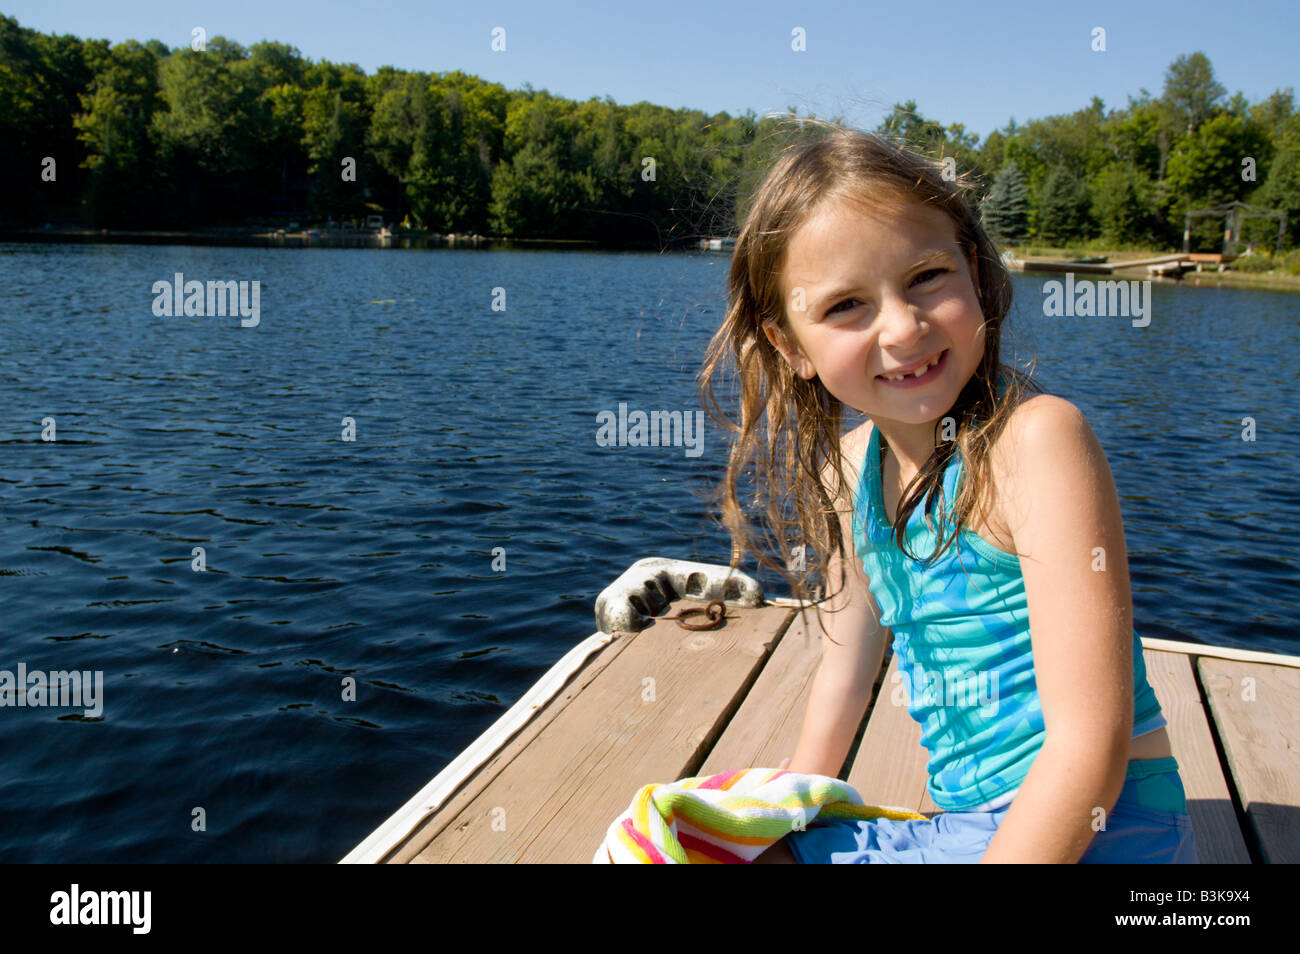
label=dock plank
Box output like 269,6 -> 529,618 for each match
842,647 -> 1256,843
1198,657 -> 1300,863
1142,649 -> 1251,863
382,627 -> 639,863
698,606 -> 821,774
404,601 -> 795,863
845,653 -> 933,813
366,587 -> 1291,864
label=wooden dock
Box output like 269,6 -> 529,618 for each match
1016,253 -> 1234,276
347,597 -> 1299,864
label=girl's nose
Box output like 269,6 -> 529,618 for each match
875,294 -> 928,350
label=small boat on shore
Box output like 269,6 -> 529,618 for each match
343,557 -> 1300,864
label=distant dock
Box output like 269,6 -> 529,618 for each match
1011,253 -> 1235,278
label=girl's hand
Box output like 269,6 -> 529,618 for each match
778,757 -> 792,770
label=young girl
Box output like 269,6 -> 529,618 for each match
697,123 -> 1197,863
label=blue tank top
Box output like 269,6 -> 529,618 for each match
851,421 -> 1166,811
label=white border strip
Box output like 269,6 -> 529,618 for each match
339,630 -> 615,864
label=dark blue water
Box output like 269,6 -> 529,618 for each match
1,243 -> 1296,862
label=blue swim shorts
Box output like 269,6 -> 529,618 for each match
786,757 -> 1198,864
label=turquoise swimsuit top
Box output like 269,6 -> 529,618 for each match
852,421 -> 1166,812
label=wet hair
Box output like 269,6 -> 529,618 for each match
697,118 -> 1041,638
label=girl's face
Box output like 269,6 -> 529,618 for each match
766,195 -> 987,427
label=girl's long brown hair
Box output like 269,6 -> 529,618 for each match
697,119 -> 1042,639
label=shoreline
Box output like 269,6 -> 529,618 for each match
4,228 -> 1298,288
1013,248 -> 1300,292
0,225 -> 663,251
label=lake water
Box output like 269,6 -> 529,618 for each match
1,242 -> 1296,862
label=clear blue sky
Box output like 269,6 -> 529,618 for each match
6,0 -> 1297,139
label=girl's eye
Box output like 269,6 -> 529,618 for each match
826,269 -> 947,315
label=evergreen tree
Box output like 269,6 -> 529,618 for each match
981,160 -> 1030,245
1036,167 -> 1090,245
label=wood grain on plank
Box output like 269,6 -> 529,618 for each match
1141,649 -> 1250,863
1198,657 -> 1300,863
846,653 -> 933,813
698,606 -> 821,774
408,601 -> 795,863
386,627 -> 637,862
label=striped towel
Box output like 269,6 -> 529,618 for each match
593,767 -> 930,864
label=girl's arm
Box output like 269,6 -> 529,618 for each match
786,435 -> 890,778
979,397 -> 1134,864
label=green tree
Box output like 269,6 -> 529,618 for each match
1036,168 -> 1091,245
1249,87 -> 1295,139
411,71 -> 508,231
299,61 -> 371,220
981,160 -> 1030,245
74,40 -> 164,226
1100,91 -> 1178,182
488,90 -> 594,237
1166,112 -> 1271,207
1253,110 -> 1300,247
366,69 -> 429,224
1163,52 -> 1225,136
877,100 -> 986,184
150,37 -> 281,223
1090,164 -> 1154,246
0,16 -> 99,224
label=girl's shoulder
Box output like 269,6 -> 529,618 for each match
823,396 -> 1097,550
834,395 -> 1086,488
989,393 -> 1093,473
984,392 -> 1106,544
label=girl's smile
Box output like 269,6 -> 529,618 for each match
877,347 -> 948,386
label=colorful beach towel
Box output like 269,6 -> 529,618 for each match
593,767 -> 930,864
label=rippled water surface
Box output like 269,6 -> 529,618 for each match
1,242 -> 1295,862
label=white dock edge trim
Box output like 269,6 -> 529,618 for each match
339,630 -> 616,864
763,598 -> 1300,668
1137,636 -> 1300,669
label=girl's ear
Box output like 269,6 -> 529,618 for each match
762,320 -> 817,380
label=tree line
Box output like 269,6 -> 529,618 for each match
2,15 -> 1296,252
